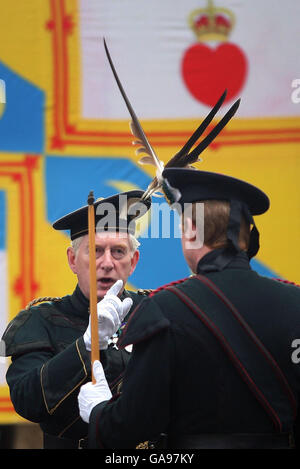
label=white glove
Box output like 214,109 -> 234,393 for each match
83,280 -> 133,350
78,360 -> 112,423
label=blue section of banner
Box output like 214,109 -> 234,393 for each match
0,61 -> 44,153
132,201 -> 190,287
250,258 -> 280,279
0,190 -> 6,249
45,156 -> 152,222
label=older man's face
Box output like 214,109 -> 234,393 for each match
67,232 -> 139,300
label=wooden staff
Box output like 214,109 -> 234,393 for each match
87,191 -> 100,383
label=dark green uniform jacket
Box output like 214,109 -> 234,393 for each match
88,251 -> 300,449
2,285 -> 147,444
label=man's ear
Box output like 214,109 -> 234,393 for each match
182,216 -> 197,241
182,215 -> 205,250
67,246 -> 77,274
129,250 -> 140,276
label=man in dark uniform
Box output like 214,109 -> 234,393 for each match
78,168 -> 300,449
1,190 -> 151,449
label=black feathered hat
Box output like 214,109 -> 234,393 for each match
53,190 -> 151,240
162,167 -> 270,260
162,168 -> 269,215
102,40 -> 269,264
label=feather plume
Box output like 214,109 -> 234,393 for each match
103,38 -> 164,198
165,95 -> 240,169
103,38 -> 240,200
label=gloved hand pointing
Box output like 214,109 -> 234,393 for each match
83,279 -> 133,350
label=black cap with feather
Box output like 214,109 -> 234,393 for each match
103,39 -> 269,266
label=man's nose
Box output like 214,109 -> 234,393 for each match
99,249 -> 114,270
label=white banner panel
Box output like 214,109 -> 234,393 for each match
79,0 -> 300,119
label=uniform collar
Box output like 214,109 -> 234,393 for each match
69,284 -> 90,316
196,248 -> 251,274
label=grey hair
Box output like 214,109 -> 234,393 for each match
128,233 -> 140,252
71,233 -> 140,257
71,236 -> 84,255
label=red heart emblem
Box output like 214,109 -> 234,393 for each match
181,42 -> 248,106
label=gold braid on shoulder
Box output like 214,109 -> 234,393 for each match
25,296 -> 62,310
136,441 -> 150,449
137,288 -> 153,296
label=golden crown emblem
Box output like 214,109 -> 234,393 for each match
188,0 -> 235,42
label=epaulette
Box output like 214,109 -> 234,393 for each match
148,276 -> 193,298
273,278 -> 300,288
25,296 -> 63,310
137,289 -> 153,296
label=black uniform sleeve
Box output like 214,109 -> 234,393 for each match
88,297 -> 172,448
3,303 -> 134,426
5,339 -> 88,421
294,409 -> 300,448
39,338 -> 89,416
3,305 -> 90,422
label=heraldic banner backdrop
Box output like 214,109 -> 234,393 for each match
0,0 -> 299,423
